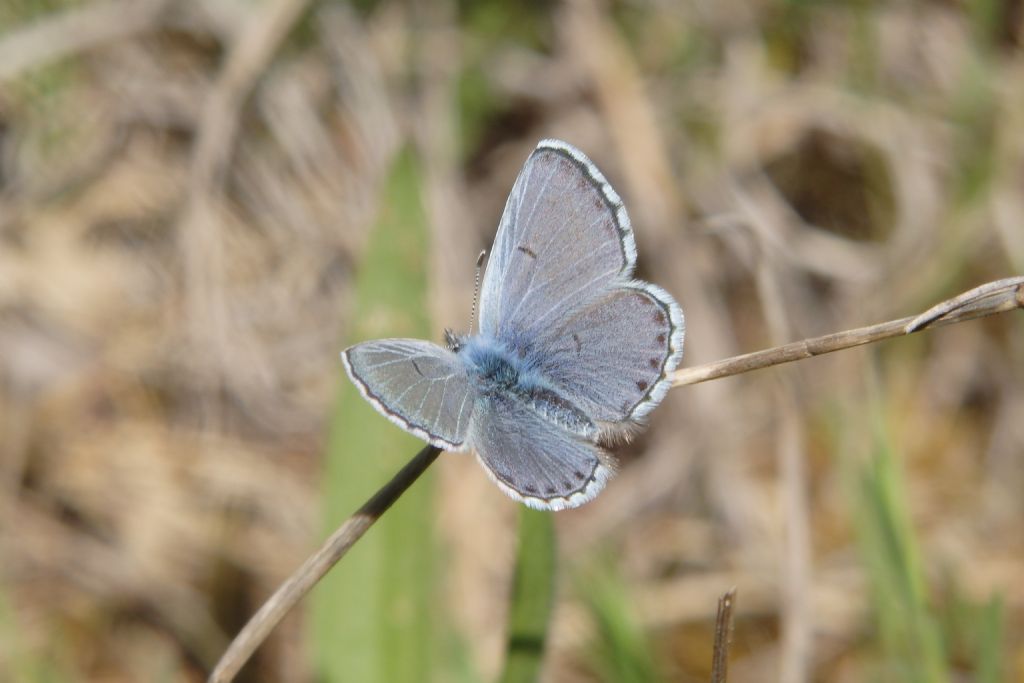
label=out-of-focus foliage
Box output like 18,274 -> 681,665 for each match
498,509 -> 556,683
0,0 -> 1022,681
313,148 -> 439,682
577,560 -> 666,683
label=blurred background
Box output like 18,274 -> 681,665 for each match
1,0 -> 1023,681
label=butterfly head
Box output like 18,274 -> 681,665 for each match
443,328 -> 464,352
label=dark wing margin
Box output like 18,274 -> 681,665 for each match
341,339 -> 474,451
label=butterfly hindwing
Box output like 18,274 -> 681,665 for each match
470,393 -> 613,511
536,283 -> 684,426
342,339 -> 475,450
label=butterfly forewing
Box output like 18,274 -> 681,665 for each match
342,340 -> 474,450
478,140 -> 637,345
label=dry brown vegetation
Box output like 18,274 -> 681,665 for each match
1,1 -> 1023,681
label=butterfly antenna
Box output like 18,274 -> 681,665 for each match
469,249 -> 487,334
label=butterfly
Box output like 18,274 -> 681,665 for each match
342,139 -> 684,510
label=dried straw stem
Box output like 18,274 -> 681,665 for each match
208,444 -> 442,683
711,588 -> 738,683
673,277 -> 1024,388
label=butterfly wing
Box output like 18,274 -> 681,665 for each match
469,393 -> 614,511
478,139 -> 637,344
537,283 -> 684,425
341,339 -> 475,451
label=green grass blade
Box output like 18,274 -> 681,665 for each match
830,394 -> 1010,683
577,560 -> 664,683
938,580 -> 1006,683
498,508 -> 556,683
311,147 -> 439,683
838,410 -> 949,683
0,585 -> 67,682
973,595 -> 1005,683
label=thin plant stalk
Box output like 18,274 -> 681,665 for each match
208,445 -> 441,683
711,588 -> 738,683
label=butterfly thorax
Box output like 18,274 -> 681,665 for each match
459,334 -> 596,439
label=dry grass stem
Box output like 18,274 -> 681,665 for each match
0,0 -> 170,82
711,588 -> 737,683
751,229 -> 813,683
208,444 -> 442,683
673,278 -> 1024,388
180,0 -> 314,392
904,276 -> 1024,333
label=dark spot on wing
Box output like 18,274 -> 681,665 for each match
545,486 -> 556,495
410,359 -> 424,376
656,333 -> 666,344
517,245 -> 537,259
654,310 -> 667,324
562,481 -> 571,490
594,196 -> 604,211
574,470 -> 585,480
636,380 -> 649,391
572,333 -> 582,355
649,358 -> 660,369
525,484 -> 537,494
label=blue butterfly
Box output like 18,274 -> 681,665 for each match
342,140 -> 684,510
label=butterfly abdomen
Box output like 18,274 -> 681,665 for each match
521,385 -> 596,438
